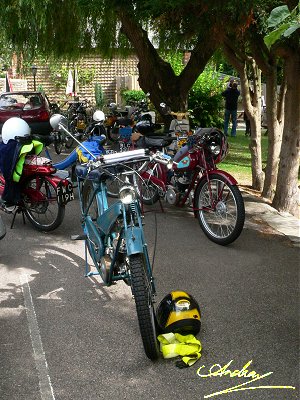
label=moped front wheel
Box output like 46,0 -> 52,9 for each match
54,139 -> 63,155
129,253 -> 159,360
194,174 -> 245,245
23,177 -> 65,231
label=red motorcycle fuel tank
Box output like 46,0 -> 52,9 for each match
173,145 -> 198,172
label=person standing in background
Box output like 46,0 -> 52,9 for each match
222,82 -> 240,137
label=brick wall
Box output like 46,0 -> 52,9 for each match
22,54 -> 140,105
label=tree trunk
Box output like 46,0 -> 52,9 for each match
261,67 -> 285,199
223,41 -> 264,190
247,67 -> 264,191
118,10 -> 221,119
272,52 -> 300,216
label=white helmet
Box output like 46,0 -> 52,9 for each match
93,110 -> 105,122
2,117 -> 31,144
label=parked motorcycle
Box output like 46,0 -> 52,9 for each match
67,99 -> 90,145
137,127 -> 245,245
0,118 -> 74,232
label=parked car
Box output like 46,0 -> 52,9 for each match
0,91 -> 52,136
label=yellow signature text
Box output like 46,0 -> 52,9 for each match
196,359 -> 296,398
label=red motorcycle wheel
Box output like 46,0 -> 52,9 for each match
194,173 -> 245,245
23,176 -> 65,232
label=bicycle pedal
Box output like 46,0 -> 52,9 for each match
71,234 -> 87,240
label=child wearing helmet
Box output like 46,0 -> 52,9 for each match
0,117 -> 43,212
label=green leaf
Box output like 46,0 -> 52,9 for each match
264,23 -> 290,48
283,23 -> 300,37
267,5 -> 290,28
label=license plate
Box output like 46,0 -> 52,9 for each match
56,181 -> 74,205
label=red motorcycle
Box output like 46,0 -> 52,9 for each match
0,154 -> 74,231
137,127 -> 245,245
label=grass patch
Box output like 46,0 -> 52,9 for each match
220,130 -> 268,186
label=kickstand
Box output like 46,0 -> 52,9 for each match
84,240 -> 100,277
11,207 -> 26,229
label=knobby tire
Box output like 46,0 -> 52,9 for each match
129,253 -> 159,360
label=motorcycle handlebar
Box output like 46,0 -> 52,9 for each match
151,152 -> 175,167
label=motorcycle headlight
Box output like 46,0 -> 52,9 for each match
119,185 -> 136,204
209,144 -> 220,156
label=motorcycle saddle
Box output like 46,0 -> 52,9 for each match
137,135 -> 174,149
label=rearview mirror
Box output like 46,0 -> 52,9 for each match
50,114 -> 68,130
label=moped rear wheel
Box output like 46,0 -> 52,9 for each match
23,177 -> 65,232
194,174 -> 245,245
129,253 -> 159,360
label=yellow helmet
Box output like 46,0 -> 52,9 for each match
156,291 -> 201,335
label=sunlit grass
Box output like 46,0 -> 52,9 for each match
220,130 -> 268,186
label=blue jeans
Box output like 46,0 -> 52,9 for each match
224,109 -> 237,137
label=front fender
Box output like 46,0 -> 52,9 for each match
140,171 -> 166,191
125,226 -> 143,255
204,169 -> 238,185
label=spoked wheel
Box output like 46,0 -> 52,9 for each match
23,177 -> 65,231
140,181 -> 160,205
194,174 -> 245,245
82,180 -> 99,220
82,180 -> 102,262
65,135 -> 75,149
106,175 -> 120,198
54,139 -> 63,155
129,253 -> 159,360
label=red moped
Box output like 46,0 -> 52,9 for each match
0,154 -> 74,231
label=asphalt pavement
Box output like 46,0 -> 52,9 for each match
0,150 -> 299,400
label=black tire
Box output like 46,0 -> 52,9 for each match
65,136 -> 75,149
23,177 -> 65,232
82,180 -> 99,220
82,180 -> 103,264
138,167 -> 160,205
194,173 -> 245,245
54,140 -> 63,155
129,253 -> 159,360
140,181 -> 160,205
106,175 -> 120,198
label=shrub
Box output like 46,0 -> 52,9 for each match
188,65 -> 224,129
121,89 -> 146,104
95,82 -> 105,109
